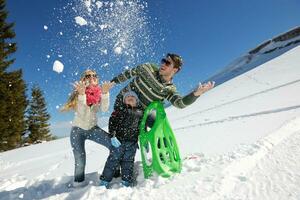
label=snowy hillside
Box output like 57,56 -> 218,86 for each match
1,45 -> 300,199
207,26 -> 300,86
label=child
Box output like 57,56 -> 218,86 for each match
61,69 -> 114,187
99,91 -> 143,188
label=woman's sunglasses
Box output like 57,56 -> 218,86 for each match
161,58 -> 172,66
85,74 -> 97,78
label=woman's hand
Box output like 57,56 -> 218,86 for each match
193,81 -> 215,96
101,81 -> 115,94
73,81 -> 86,95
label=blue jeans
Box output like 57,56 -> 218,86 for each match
70,126 -> 112,182
100,141 -> 138,183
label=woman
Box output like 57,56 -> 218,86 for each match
61,69 -> 114,187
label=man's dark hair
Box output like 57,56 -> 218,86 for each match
167,53 -> 183,71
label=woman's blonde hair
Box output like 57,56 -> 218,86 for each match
60,69 -> 97,112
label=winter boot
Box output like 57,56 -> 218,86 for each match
121,180 -> 131,187
99,180 -> 110,189
71,180 -> 88,188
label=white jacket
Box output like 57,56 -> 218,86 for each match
72,92 -> 109,130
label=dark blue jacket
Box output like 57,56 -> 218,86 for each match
108,103 -> 143,142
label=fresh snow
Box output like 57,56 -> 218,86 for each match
1,46 -> 300,199
207,31 -> 300,87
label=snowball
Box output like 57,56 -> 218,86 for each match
117,1 -> 124,6
96,1 -> 103,8
99,24 -> 108,30
44,25 -> 48,30
84,0 -> 91,8
84,0 -> 92,12
53,60 -> 64,73
75,16 -> 88,26
46,55 -> 50,59
100,49 -> 108,55
58,55 -> 63,58
56,105 -> 60,109
114,46 -> 122,54
59,32 -> 63,35
59,20 -> 63,23
102,63 -> 109,67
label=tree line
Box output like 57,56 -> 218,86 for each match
0,0 -> 54,152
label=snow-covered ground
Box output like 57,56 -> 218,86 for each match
1,46 -> 300,199
206,27 -> 300,86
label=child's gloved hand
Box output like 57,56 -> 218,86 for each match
111,137 -> 121,148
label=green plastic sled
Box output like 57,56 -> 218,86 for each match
139,101 -> 182,178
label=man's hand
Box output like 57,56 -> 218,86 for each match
193,81 -> 215,96
73,81 -> 86,95
101,81 -> 115,94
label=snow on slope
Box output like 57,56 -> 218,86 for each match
206,26 -> 300,87
169,45 -> 300,156
1,46 -> 300,199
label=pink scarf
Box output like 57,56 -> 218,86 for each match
85,85 -> 102,106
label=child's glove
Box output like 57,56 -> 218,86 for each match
111,137 -> 121,148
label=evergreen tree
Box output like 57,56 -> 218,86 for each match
26,85 -> 52,143
0,0 -> 16,72
0,0 -> 27,151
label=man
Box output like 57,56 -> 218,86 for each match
110,53 -> 215,111
103,53 -> 215,185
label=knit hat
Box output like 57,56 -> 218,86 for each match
123,91 -> 139,104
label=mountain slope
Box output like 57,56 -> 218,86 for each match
1,43 -> 300,200
206,26 -> 300,86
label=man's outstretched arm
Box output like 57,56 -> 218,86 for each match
110,65 -> 141,84
193,81 -> 215,96
167,81 -> 215,109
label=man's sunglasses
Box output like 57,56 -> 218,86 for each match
161,58 -> 172,66
85,74 -> 97,78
